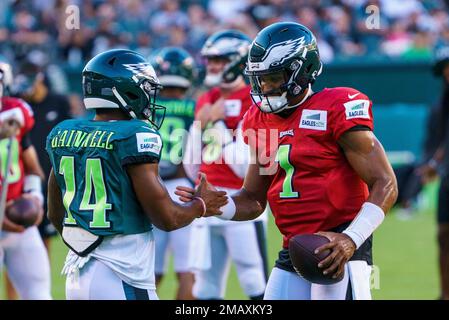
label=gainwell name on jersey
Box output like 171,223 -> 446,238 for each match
50,129 -> 115,150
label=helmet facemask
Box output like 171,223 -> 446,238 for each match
139,79 -> 166,130
244,22 -> 323,114
111,77 -> 166,129
247,58 -> 317,113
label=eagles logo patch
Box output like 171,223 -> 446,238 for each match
123,63 -> 158,82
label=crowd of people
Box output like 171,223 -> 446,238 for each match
0,0 -> 449,71
0,0 -> 448,301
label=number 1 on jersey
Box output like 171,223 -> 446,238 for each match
277,144 -> 299,198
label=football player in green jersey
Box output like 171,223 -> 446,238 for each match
150,47 -> 196,299
46,49 -> 227,300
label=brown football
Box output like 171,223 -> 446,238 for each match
6,195 -> 41,227
289,234 -> 345,285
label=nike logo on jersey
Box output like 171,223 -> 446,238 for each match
343,100 -> 370,120
280,129 -> 294,138
299,110 -> 327,131
348,93 -> 361,99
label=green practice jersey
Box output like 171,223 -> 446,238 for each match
46,118 -> 163,236
156,98 -> 195,179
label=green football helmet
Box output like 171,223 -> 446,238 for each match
82,49 -> 165,129
201,29 -> 251,87
151,47 -> 196,89
0,55 -> 13,98
245,22 -> 323,113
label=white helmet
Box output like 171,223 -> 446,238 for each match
0,61 -> 13,97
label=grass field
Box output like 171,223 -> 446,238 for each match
0,183 -> 442,300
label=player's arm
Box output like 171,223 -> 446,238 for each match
21,139 -> 45,225
417,146 -> 445,183
339,130 -> 398,213
47,168 -> 64,234
126,163 -> 228,231
316,130 -> 398,279
176,163 -> 268,221
182,122 -> 202,182
228,163 -> 269,220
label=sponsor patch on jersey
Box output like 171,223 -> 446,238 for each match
224,99 -> 242,117
299,109 -> 327,131
136,132 -> 162,154
343,99 -> 370,120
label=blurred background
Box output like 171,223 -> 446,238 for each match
1,0 -> 448,299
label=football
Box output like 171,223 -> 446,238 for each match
5,195 -> 41,228
289,234 -> 344,285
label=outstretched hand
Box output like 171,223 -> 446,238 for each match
175,172 -> 228,217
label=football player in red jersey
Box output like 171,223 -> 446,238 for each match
183,30 -> 268,300
0,60 -> 51,299
177,22 -> 398,300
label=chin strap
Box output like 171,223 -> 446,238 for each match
287,84 -> 313,109
112,87 -> 137,119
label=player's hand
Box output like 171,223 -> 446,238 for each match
196,104 -> 211,130
194,172 -> 228,216
24,193 -> 44,226
176,173 -> 228,216
314,231 -> 356,279
416,163 -> 438,184
0,118 -> 20,139
2,201 -> 26,233
175,185 -> 195,202
209,98 -> 226,123
174,173 -> 221,203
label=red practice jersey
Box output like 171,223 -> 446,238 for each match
0,97 -> 35,202
196,85 -> 252,189
243,87 -> 374,248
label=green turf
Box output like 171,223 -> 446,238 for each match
0,188 -> 442,299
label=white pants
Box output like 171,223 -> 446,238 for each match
192,221 -> 268,299
154,177 -> 193,275
0,226 -> 52,300
264,261 -> 372,300
66,257 -> 158,300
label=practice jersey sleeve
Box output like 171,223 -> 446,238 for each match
329,89 -> 374,141
0,98 -> 35,135
118,124 -> 163,166
16,98 -> 35,135
242,107 -> 257,148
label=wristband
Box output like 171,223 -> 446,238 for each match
193,197 -> 206,218
217,196 -> 236,220
342,202 -> 385,249
24,174 -> 44,206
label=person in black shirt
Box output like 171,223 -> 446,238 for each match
16,57 -> 71,246
419,44 -> 449,300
